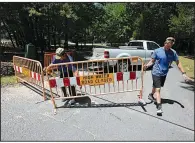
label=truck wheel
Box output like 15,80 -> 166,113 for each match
118,60 -> 130,72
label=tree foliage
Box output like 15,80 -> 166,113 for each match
1,2 -> 194,54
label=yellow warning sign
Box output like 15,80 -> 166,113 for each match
80,73 -> 114,86
131,57 -> 138,63
22,67 -> 30,77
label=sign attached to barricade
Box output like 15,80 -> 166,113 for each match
22,67 -> 30,77
79,73 -> 114,86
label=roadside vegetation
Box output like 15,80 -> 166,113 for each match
179,56 -> 194,79
1,76 -> 17,86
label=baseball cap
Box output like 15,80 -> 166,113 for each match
165,37 -> 175,44
55,48 -> 65,59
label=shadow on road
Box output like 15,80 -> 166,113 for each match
58,102 -> 146,109
57,94 -> 154,113
20,82 -> 52,103
180,80 -> 195,91
154,98 -> 185,108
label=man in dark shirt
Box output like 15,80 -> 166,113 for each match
144,37 -> 191,115
48,48 -> 78,105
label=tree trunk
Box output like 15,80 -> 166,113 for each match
64,17 -> 68,49
12,31 -> 19,48
76,41 -> 78,50
1,19 -> 16,48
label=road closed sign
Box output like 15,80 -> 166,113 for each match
79,73 -> 114,86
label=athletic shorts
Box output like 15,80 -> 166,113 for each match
152,74 -> 167,88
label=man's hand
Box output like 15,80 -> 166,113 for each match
143,64 -> 148,71
182,74 -> 192,83
143,59 -> 155,71
46,68 -> 52,75
74,71 -> 79,77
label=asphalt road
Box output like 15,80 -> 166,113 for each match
1,64 -> 194,141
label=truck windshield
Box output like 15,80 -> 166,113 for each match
128,42 -> 143,46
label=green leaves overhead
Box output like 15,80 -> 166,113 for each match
169,3 -> 194,37
1,2 -> 194,54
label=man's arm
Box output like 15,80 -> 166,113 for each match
144,58 -> 156,70
175,60 -> 192,82
144,49 -> 157,70
67,54 -> 79,76
46,57 -> 57,74
175,60 -> 185,74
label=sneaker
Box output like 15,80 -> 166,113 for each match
62,98 -> 68,102
157,104 -> 163,114
75,102 -> 80,106
63,99 -> 70,107
148,93 -> 156,102
66,99 -> 76,107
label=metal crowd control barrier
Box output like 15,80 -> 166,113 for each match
46,56 -> 146,112
44,51 -> 74,68
13,56 -> 46,100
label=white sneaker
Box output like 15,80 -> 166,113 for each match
157,104 -> 163,114
68,99 -> 76,105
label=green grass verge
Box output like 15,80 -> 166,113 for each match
1,76 -> 17,86
179,56 -> 194,79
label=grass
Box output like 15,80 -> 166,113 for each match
179,56 -> 194,79
1,76 -> 17,86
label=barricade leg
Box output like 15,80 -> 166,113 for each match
51,96 -> 57,114
41,73 -> 47,101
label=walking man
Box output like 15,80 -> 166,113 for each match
47,48 -> 78,105
144,37 -> 191,114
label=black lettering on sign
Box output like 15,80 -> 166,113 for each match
101,79 -> 104,82
108,78 -> 112,82
96,75 -> 99,78
89,80 -> 93,84
95,79 -> 99,83
81,81 -> 85,84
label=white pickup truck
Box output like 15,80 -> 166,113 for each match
89,40 -> 160,71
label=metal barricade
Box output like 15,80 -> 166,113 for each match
46,56 -> 145,112
44,53 -> 56,69
13,56 -> 46,100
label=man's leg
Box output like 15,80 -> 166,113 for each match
60,72 -> 69,102
66,71 -> 77,105
156,87 -> 162,114
148,88 -> 156,101
155,75 -> 166,113
68,86 -> 76,96
155,88 -> 161,104
61,86 -> 67,97
150,74 -> 163,113
148,80 -> 157,101
67,70 -> 76,96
